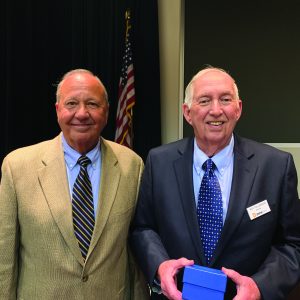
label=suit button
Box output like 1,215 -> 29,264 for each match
82,275 -> 89,282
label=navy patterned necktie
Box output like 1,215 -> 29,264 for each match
72,155 -> 95,260
197,158 -> 223,264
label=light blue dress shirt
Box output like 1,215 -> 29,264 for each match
193,135 -> 234,223
62,135 -> 101,213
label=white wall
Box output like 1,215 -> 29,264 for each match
157,0 -> 184,144
267,144 -> 300,193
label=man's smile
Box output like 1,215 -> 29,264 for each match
207,121 -> 224,126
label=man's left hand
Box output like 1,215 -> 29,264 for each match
222,267 -> 261,300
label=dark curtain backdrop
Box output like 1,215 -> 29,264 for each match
1,0 -> 161,166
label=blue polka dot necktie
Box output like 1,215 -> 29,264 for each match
197,158 -> 223,264
72,155 -> 95,260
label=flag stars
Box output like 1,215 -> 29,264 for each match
115,24 -> 136,149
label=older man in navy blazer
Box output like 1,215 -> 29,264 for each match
130,67 -> 300,300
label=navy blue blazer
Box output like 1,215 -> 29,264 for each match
130,134 -> 300,300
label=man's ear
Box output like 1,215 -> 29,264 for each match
182,103 -> 192,125
105,104 -> 109,125
235,99 -> 242,121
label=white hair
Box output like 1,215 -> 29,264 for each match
55,69 -> 108,103
184,66 -> 239,108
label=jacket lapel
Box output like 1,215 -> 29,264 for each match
212,135 -> 258,264
173,138 -> 206,263
88,138 -> 121,257
38,134 -> 84,265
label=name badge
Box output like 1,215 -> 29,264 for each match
247,200 -> 271,220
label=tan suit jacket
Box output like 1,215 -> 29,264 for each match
0,134 -> 149,300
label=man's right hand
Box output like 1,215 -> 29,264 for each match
157,257 -> 194,300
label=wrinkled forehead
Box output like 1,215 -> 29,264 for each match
61,74 -> 104,96
192,70 -> 237,97
194,69 -> 233,84
62,73 -> 97,88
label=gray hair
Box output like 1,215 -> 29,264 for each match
184,66 -> 239,108
55,69 -> 108,103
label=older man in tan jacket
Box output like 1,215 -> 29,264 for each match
0,69 -> 149,299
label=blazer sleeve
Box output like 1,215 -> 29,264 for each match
0,156 -> 19,300
128,157 -> 150,300
130,151 -> 170,284
128,246 -> 150,300
252,153 -> 300,299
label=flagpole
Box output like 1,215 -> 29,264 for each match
125,9 -> 134,148
125,9 -> 131,38
115,8 -> 136,149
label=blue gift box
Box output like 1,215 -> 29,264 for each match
182,265 -> 227,300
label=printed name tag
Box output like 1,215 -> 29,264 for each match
247,200 -> 271,220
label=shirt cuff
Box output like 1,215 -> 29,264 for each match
151,277 -> 162,294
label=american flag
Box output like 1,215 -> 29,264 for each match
115,13 -> 135,148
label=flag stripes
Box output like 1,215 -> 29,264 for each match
115,10 -> 136,148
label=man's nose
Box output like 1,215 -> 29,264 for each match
209,99 -> 223,115
75,104 -> 89,117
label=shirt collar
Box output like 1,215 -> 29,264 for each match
62,134 -> 100,171
193,135 -> 234,175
